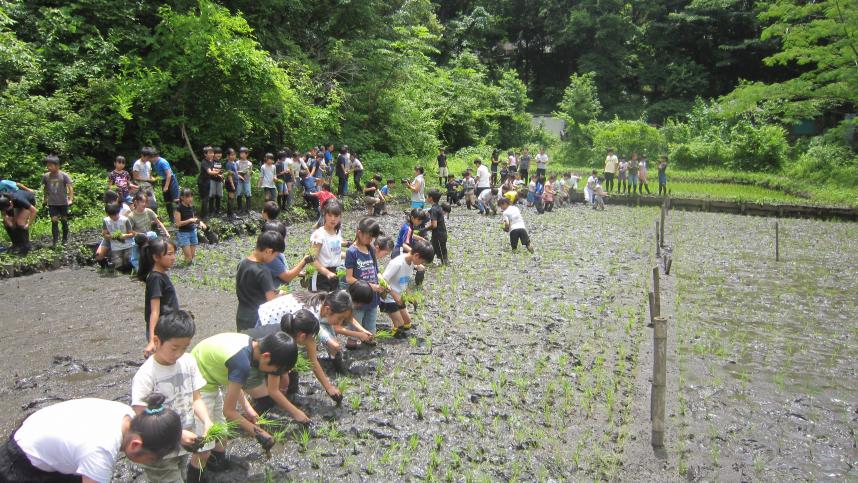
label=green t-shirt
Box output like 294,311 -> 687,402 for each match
192,333 -> 255,392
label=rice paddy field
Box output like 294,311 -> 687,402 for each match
0,199 -> 856,481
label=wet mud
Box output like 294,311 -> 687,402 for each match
2,201 -> 855,481
667,212 -> 858,481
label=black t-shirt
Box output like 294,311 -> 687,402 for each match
235,258 -> 276,330
145,271 -> 179,332
336,154 -> 348,177
445,181 -> 458,194
199,160 -> 212,182
429,203 -> 447,238
437,154 -> 447,168
177,203 -> 196,233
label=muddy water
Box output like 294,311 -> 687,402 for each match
670,212 -> 858,481
0,201 -> 721,481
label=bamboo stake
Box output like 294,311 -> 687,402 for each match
775,221 -> 779,261
651,316 -> 667,448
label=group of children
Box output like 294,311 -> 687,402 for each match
602,149 -> 669,196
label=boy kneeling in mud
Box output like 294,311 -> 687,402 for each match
379,240 -> 434,338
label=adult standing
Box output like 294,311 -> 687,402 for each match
350,152 -> 364,191
474,159 -> 491,197
335,146 -> 349,196
436,148 -> 448,186
147,147 -> 180,224
518,148 -> 531,185
490,149 -> 500,186
405,166 -> 426,209
133,155 -> 158,210
535,148 -> 549,180
604,148 -> 619,193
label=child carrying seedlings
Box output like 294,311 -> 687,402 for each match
223,148 -> 238,219
235,231 -> 284,331
380,240 -> 435,337
427,189 -> 449,265
108,155 -> 137,203
236,147 -> 253,213
498,197 -> 534,253
131,310 -> 215,483
345,218 -> 385,337
95,203 -> 134,271
129,192 -> 169,271
309,199 -> 344,292
259,153 -> 277,203
191,331 -> 301,463
392,209 -> 428,259
138,237 -> 180,358
461,170 -> 476,209
174,188 -> 207,265
0,393 -> 181,483
445,175 -> 462,206
658,155 -> 668,196
262,220 -> 313,289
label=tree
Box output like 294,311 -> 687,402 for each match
554,72 -> 602,156
723,0 -> 858,124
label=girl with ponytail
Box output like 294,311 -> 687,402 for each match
138,236 -> 180,358
0,393 -> 181,482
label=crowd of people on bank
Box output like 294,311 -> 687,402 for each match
0,143 -> 669,482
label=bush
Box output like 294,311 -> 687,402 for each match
787,140 -> 858,187
727,121 -> 788,172
669,139 -> 731,170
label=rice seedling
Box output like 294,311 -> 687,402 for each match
348,393 -> 361,410
294,353 -> 311,373
202,420 -> 239,445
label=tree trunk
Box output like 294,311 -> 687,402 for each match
181,123 -> 200,170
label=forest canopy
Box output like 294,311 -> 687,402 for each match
0,0 -> 856,187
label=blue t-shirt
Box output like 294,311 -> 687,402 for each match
324,151 -> 333,163
225,345 -> 253,385
302,176 -> 318,194
225,160 -> 238,185
266,253 -> 288,288
380,185 -> 390,196
395,223 -> 411,249
153,157 -> 179,195
0,180 -> 18,193
344,245 -> 379,307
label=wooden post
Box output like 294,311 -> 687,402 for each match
665,256 -> 672,275
775,221 -> 779,261
651,315 -> 667,448
655,221 -> 661,257
652,266 -> 660,317
648,291 -> 656,325
660,205 -> 666,247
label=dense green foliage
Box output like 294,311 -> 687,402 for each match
0,0 -> 856,214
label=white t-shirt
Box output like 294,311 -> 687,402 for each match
605,154 -> 619,173
103,215 -> 133,251
476,165 -> 491,188
411,174 -> 425,203
536,152 -> 549,169
258,294 -> 316,327
351,158 -> 363,171
310,226 -> 343,267
132,159 -> 152,186
503,205 -> 526,231
381,254 -> 413,303
131,353 -> 206,440
570,175 -> 580,189
260,163 -> 276,188
477,188 -> 494,204
14,399 -> 134,483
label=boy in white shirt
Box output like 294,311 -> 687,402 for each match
499,197 -> 534,253
379,241 -> 435,337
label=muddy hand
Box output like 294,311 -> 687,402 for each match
330,391 -> 343,406
181,435 -> 204,453
254,428 -> 275,451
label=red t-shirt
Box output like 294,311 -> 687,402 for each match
313,190 -> 336,206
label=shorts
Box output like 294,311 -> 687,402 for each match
236,179 -> 252,197
510,228 -> 530,249
209,180 -> 223,196
518,167 -> 529,176
263,187 -> 277,200
411,201 -> 425,209
110,247 -> 131,268
199,389 -> 225,426
438,166 -> 448,178
352,304 -> 378,333
319,320 -> 336,345
0,434 -> 79,483
139,454 -> 190,483
278,181 -> 289,194
177,229 -> 198,247
47,204 -> 69,218
379,301 -> 402,314
10,191 -> 35,210
163,186 -> 179,203
312,268 -> 340,292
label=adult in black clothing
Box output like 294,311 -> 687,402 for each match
335,145 -> 349,196
437,147 -> 448,185
198,146 -> 214,219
